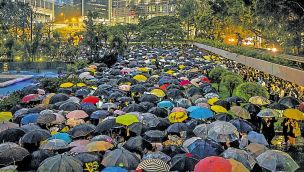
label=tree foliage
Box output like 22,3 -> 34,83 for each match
209,67 -> 227,91
235,82 -> 269,101
221,74 -> 243,96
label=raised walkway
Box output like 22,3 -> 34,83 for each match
0,74 -> 33,87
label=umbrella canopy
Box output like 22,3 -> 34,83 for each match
68,124 -> 96,138
166,123 -> 189,134
133,74 -> 148,82
229,119 -> 254,133
0,142 -> 30,166
247,131 -> 269,146
221,147 -> 256,169
185,139 -> 224,159
136,159 -> 170,172
123,136 -> 152,152
189,107 -> 213,119
21,129 -> 51,144
214,113 -> 233,122
50,133 -> 72,144
90,110 -> 110,119
66,110 -> 89,119
226,96 -> 244,104
0,122 -> 19,133
139,94 -> 159,103
257,109 -> 279,118
102,148 -> 140,170
256,150 -> 299,172
21,94 -> 41,103
95,118 -> 120,134
248,96 -> 270,106
116,114 -> 139,126
168,111 -> 188,123
72,152 -> 100,163
211,105 -> 228,113
268,102 -> 289,110
243,104 -> 261,115
59,102 -> 80,111
123,104 -> 146,113
59,82 -> 74,88
40,139 -> 70,150
82,96 -> 100,104
193,124 -> 208,139
131,85 -> 146,93
245,143 -> 268,158
170,153 -> 199,171
151,89 -> 166,98
143,130 -> 165,142
278,96 -> 301,108
101,167 -> 127,172
214,100 -> 231,110
283,108 -> 304,120
158,101 -> 174,109
49,93 -> 69,104
208,121 -> 239,142
230,106 -> 251,119
194,156 -> 232,172
21,113 -> 39,125
128,122 -> 149,135
0,112 -> 13,122
86,141 -> 114,152
0,128 -> 25,143
228,159 -> 249,172
148,107 -> 168,118
37,154 -> 83,172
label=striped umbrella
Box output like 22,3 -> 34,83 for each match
136,159 -> 170,172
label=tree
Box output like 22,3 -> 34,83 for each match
209,67 -> 227,91
111,24 -> 138,47
221,74 -> 243,96
235,82 -> 269,101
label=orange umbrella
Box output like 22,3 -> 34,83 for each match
86,141 -> 114,152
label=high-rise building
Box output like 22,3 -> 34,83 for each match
18,0 -> 55,23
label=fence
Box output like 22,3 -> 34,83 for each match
0,62 -> 67,72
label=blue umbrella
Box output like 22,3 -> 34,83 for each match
187,106 -> 201,113
190,108 -> 213,119
21,113 -> 39,125
229,119 -> 254,133
187,139 -> 224,159
101,167 -> 127,172
248,131 -> 269,145
50,133 -> 72,144
157,101 -> 174,109
158,76 -> 172,85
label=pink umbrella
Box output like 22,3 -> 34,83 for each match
197,103 -> 211,109
21,94 -> 40,103
172,107 -> 187,113
114,110 -> 125,116
120,68 -> 132,74
180,80 -> 191,87
66,110 -> 88,119
69,139 -> 90,147
51,113 -> 66,124
70,145 -> 88,153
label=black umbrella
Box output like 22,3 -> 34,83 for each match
214,100 -> 231,110
21,129 -> 51,144
117,97 -> 133,103
214,113 -> 234,122
102,148 -> 140,170
58,88 -> 73,95
109,92 -> 125,100
49,93 -> 69,104
27,106 -> 46,114
37,154 -> 83,172
167,88 -> 184,100
90,110 -> 110,119
167,84 -> 182,90
278,96 -> 300,108
230,119 -> 255,133
170,153 -> 199,171
72,152 -> 100,163
123,136 -> 152,152
166,123 -> 189,134
0,142 -> 30,166
0,128 -> 25,143
128,122 -> 149,135
148,107 -> 168,118
75,88 -> 91,97
80,103 -> 97,115
139,102 -> 155,111
226,96 -> 245,104
269,102 -> 289,110
59,101 -> 80,111
143,130 -> 166,142
30,150 -> 55,169
95,118 -> 120,134
131,85 -> 147,93
93,88 -> 109,97
98,84 -> 113,90
243,103 -> 261,115
123,104 -> 146,113
187,87 -> 204,97
68,124 -> 96,139
37,113 -> 56,125
186,119 -> 204,130
117,77 -> 136,85
21,124 -> 41,132
139,94 -> 159,103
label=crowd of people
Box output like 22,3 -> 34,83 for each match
0,45 -> 302,172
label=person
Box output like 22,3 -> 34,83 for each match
288,119 -> 301,146
261,117 -> 276,145
282,118 -> 290,145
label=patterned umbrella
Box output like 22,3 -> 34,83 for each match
208,121 -> 239,142
136,159 -> 170,172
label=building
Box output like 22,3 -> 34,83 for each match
83,0 -> 112,23
18,0 -> 55,23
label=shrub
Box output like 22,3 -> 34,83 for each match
67,60 -> 88,73
235,82 -> 269,101
209,67 -> 227,91
221,74 -> 243,97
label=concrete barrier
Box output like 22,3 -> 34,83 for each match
193,43 -> 304,86
0,75 -> 33,87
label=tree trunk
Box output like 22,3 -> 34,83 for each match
217,83 -> 220,92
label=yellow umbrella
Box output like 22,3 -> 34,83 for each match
208,97 -> 219,105
203,55 -> 211,60
166,70 -> 175,75
178,65 -> 186,70
168,112 -> 188,123
90,86 -> 98,90
42,93 -> 56,105
249,96 -> 270,106
211,105 -> 228,113
76,83 -> 87,87
283,109 -> 304,120
151,89 -> 166,98
86,141 -> 114,152
228,159 -> 249,172
116,114 -> 139,126
88,68 -> 96,73
133,75 -> 148,82
0,112 -> 13,122
137,67 -> 149,73
60,82 -> 74,88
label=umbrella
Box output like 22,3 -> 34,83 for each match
168,111 -> 188,123
221,147 -> 256,169
133,74 -> 148,82
86,141 -> 114,152
166,123 -> 189,134
193,124 -> 208,139
21,123 -> 41,132
123,136 -> 152,152
204,93 -> 219,99
283,108 -> 304,120
102,103 -> 118,110
208,97 -> 220,105
136,159 -> 170,172
229,119 -> 254,133
140,102 -> 155,111
176,98 -> 192,108
214,100 -> 231,110
91,135 -> 113,143
40,139 -> 70,150
139,94 -> 159,103
230,106 -> 251,119
278,96 -> 301,108
151,89 -> 166,98
21,94 -> 41,103
143,130 -> 165,142
0,142 -> 30,166
95,118 -> 120,134
37,154 -> 83,172
0,112 -> 13,122
30,150 -> 55,169
208,121 -> 239,142
256,150 -> 299,172
248,96 -> 270,106
170,153 -> 199,171
226,96 -> 244,104
158,101 -> 174,109
0,128 -> 25,143
59,102 -> 80,111
75,88 -> 91,97
101,167 -> 127,172
189,107 -> 213,119
21,129 -> 51,144
80,103 -> 97,115
128,122 -> 148,135
116,114 -> 139,126
90,110 -> 110,119
268,102 -> 289,110
49,93 -> 69,104
211,105 -> 228,113
257,109 -> 279,118
142,151 -> 171,162
102,148 -> 140,170
59,82 -> 74,88
123,104 -> 146,113
21,113 -> 39,125
245,143 -> 268,158
58,88 -> 73,95
299,102 -> 304,112
148,107 -> 168,118
50,133 -> 72,144
0,122 -> 19,132
66,110 -> 89,119
68,124 -> 96,138
194,156 -> 232,172
187,87 -> 203,97
131,85 -> 146,93
117,97 -> 133,103
243,103 -> 261,115
37,112 -> 56,124
167,88 -> 184,99
214,113 -> 233,122
247,131 -> 269,145
186,139 -> 224,159
69,139 -> 90,148
82,96 -> 100,104
228,159 -> 249,172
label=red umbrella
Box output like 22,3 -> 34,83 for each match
159,84 -> 170,91
180,80 -> 191,87
21,94 -> 40,103
82,96 -> 100,104
194,156 -> 232,172
201,77 -> 210,83
298,102 -> 304,112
